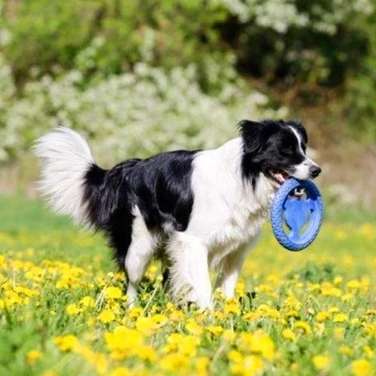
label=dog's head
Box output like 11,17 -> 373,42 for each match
239,119 -> 321,186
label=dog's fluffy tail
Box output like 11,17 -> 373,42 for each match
34,127 -> 106,226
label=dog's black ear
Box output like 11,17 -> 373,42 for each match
288,120 -> 308,143
238,119 -> 278,155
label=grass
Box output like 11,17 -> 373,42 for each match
0,195 -> 375,376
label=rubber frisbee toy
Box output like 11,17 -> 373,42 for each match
270,178 -> 323,251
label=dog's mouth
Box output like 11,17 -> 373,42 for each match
269,169 -> 291,185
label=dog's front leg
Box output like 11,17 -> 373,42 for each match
216,245 -> 249,299
168,233 -> 212,309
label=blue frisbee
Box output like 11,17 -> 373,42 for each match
270,178 -> 323,251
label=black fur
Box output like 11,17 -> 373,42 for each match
239,119 -> 308,187
83,151 -> 198,268
82,119 -> 309,269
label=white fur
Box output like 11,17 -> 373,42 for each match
289,126 -> 319,179
166,138 -> 275,306
167,232 -> 212,308
33,127 -> 94,224
125,207 -> 157,306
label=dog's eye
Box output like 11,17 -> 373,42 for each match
281,147 -> 294,155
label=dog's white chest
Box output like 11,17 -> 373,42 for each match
187,139 -> 275,263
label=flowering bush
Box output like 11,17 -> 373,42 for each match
0,54 -> 286,164
1,0 -> 376,156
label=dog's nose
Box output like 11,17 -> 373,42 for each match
309,165 -> 322,178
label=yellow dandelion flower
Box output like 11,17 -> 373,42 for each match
180,335 -> 200,357
363,323 -> 376,337
235,280 -> 245,296
335,230 -> 347,240
290,363 -> 299,371
351,359 -> 371,376
316,311 -> 330,322
128,306 -> 143,319
151,314 -> 168,325
309,283 -> 320,292
284,310 -> 299,318
53,335 -> 78,352
75,345 -> 108,374
282,328 -> 296,342
206,325 -> 224,336
347,280 -> 361,290
363,346 -> 374,358
196,356 -> 210,376
360,276 -> 370,291
282,295 -> 303,311
160,353 -> 190,372
136,317 -> 158,336
224,300 -> 240,315
228,350 -> 243,363
27,350 -> 43,365
42,372 -> 57,376
328,306 -> 340,313
239,330 -> 275,360
105,326 -> 143,360
169,310 -> 185,322
108,367 -> 132,376
333,327 -> 345,341
137,345 -> 157,362
214,311 -> 225,320
168,332 -> 183,344
339,346 -> 353,356
321,285 -> 341,297
185,319 -> 203,335
294,321 -> 312,335
79,296 -> 95,308
104,286 -> 123,300
244,311 -> 259,321
106,301 -> 121,314
333,276 -> 343,285
255,284 -> 273,293
256,304 -> 281,320
359,223 -> 374,237
342,293 -> 354,302
98,309 -> 116,323
312,354 -> 330,370
231,355 -> 264,376
223,329 -> 236,343
74,344 -> 93,358
333,313 -> 348,323
66,303 -> 81,316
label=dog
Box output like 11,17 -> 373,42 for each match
34,119 -> 321,309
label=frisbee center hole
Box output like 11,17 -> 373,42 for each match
282,200 -> 313,237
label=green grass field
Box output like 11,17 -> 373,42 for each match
0,196 -> 375,376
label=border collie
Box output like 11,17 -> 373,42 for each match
34,119 -> 321,308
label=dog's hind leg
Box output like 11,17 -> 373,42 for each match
124,210 -> 155,307
168,233 -> 212,309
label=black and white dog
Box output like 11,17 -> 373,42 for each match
34,120 -> 321,308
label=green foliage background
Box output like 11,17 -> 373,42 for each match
1,0 -> 376,165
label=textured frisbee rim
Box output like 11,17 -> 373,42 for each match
270,178 -> 324,251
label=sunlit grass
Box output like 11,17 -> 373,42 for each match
0,196 -> 375,375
